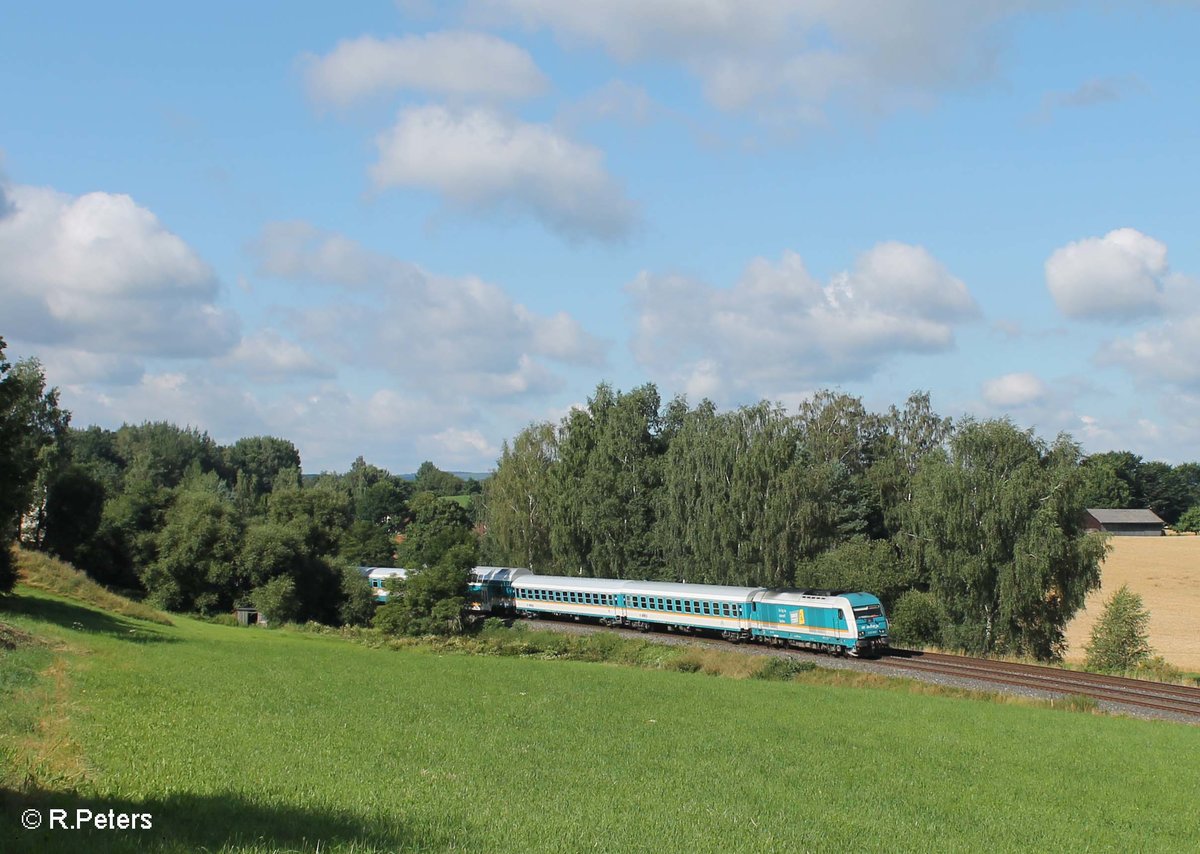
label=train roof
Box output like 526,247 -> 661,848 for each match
472,566 -> 532,583
615,579 -> 763,602
361,567 -> 410,581
511,574 -> 628,594
755,589 -> 883,606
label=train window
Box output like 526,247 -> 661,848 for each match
656,598 -> 663,610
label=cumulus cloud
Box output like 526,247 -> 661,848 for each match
1045,228 -> 1169,320
370,105 -> 636,240
479,0 -> 1042,120
627,242 -> 978,400
221,329 -> 335,383
304,31 -> 548,105
1099,314 -> 1200,389
0,182 -> 239,357
251,221 -> 607,399
981,372 -> 1049,407
58,368 -> 481,472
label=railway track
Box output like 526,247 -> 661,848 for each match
878,649 -> 1200,719
512,616 -> 1200,720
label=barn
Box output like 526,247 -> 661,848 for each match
1083,508 -> 1165,536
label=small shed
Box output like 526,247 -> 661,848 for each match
235,606 -> 260,626
1083,508 -> 1165,536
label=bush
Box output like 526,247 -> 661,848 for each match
754,657 -> 816,681
251,575 -> 301,626
1085,585 -> 1152,672
1175,505 -> 1200,534
889,590 -> 943,647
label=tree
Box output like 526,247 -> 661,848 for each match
793,537 -> 916,611
223,436 -> 301,511
1,340 -> 70,593
338,519 -> 396,566
374,543 -> 474,636
141,472 -> 242,613
338,564 -> 377,627
1085,585 -> 1152,672
413,461 -> 466,497
1175,505 -> 1200,534
482,421 -> 556,570
908,420 -> 1107,659
356,477 -> 411,531
395,492 -> 477,569
251,575 -> 301,625
42,464 -> 106,566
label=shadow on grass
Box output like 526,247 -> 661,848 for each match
0,596 -> 178,645
1,787 -> 450,853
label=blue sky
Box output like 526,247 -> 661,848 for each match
3,1 -> 1199,472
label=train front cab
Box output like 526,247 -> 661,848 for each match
846,592 -> 889,656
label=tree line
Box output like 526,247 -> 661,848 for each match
1,335 -> 480,624
480,383 -> 1200,659
6,332 -> 1200,659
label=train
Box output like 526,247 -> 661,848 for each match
360,565 -> 890,656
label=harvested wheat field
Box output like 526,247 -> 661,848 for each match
1063,535 -> 1200,671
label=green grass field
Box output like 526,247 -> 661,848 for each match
3,587 -> 1200,853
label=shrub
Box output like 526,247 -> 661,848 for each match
251,575 -> 301,626
1175,505 -> 1200,534
889,590 -> 943,647
754,657 -> 816,681
1085,585 -> 1152,672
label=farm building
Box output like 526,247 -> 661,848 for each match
1083,509 -> 1165,536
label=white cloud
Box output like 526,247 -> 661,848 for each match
424,427 -> 500,467
1099,314 -> 1200,389
370,105 -> 636,240
627,242 -> 978,401
0,182 -> 239,358
57,368 -> 485,472
222,329 -> 335,383
1045,228 -> 1169,320
479,1 -> 1042,120
304,31 -> 548,105
981,372 -> 1049,407
252,221 -> 607,400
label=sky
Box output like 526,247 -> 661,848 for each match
2,1 -> 1199,473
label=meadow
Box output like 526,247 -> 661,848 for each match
2,585 -> 1199,852
1063,536 -> 1200,670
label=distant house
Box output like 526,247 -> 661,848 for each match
1083,508 -> 1165,536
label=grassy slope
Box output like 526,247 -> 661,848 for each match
1063,536 -> 1200,670
2,589 -> 1199,853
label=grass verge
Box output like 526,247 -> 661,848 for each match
2,589 -> 1198,852
14,549 -> 171,626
